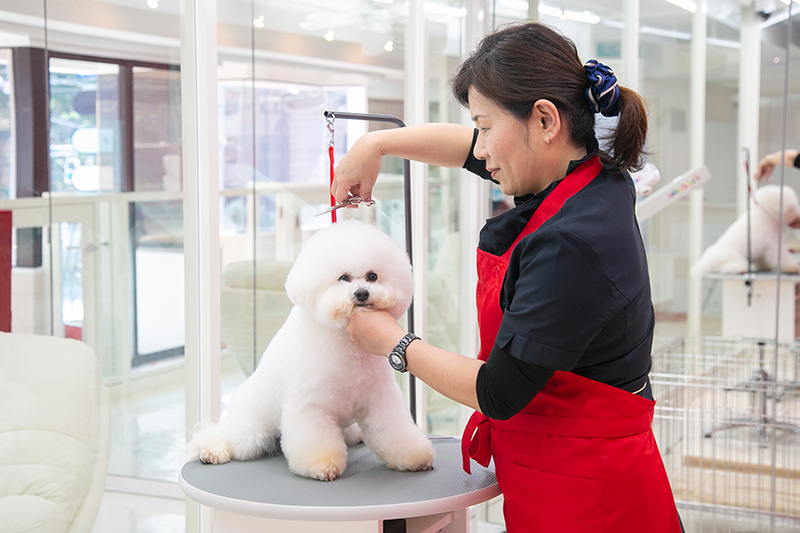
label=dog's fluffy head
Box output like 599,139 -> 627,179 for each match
284,220 -> 413,328
754,185 -> 800,225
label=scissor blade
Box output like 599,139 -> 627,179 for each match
315,204 -> 340,216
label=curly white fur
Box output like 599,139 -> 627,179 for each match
186,220 -> 435,481
694,185 -> 800,275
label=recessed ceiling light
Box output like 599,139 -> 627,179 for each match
324,30 -> 335,42
384,40 -> 394,52
147,0 -> 159,8
253,15 -> 265,28
500,0 -> 529,9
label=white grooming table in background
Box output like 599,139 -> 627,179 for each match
705,272 -> 800,342
180,436 -> 500,533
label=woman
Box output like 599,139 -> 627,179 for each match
334,22 -> 682,533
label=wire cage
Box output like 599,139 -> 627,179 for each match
651,335 -> 800,531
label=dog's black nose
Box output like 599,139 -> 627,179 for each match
354,289 -> 370,303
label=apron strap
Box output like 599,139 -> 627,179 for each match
462,411 -> 492,474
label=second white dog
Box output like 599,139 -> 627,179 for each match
694,184 -> 800,274
186,220 -> 435,481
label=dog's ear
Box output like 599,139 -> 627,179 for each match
284,265 -> 306,307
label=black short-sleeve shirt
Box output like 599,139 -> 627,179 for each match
465,129 -> 655,419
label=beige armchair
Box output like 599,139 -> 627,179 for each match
0,332 -> 110,533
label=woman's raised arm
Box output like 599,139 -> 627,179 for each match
331,123 -> 475,203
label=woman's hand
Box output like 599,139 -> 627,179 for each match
331,132 -> 383,204
347,308 -> 407,357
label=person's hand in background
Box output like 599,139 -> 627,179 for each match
754,149 -> 799,181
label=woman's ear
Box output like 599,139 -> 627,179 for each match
529,99 -> 561,144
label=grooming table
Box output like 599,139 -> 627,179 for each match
180,436 -> 500,533
704,272 -> 800,342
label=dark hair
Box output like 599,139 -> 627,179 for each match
452,22 -> 648,172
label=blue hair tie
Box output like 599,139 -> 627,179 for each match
584,59 -> 620,117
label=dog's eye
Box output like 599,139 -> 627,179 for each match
338,274 -> 351,283
366,272 -> 378,282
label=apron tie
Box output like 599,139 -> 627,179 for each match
462,411 -> 492,474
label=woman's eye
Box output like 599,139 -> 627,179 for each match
366,272 -> 378,282
338,274 -> 351,282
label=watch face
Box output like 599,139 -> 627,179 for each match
389,352 -> 405,371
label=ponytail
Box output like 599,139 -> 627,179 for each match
602,86 -> 649,173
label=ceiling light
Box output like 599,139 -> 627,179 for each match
499,0 -> 529,9
146,0 -> 159,8
706,37 -> 740,49
384,40 -> 394,52
662,0 -> 696,13
564,10 -> 600,24
538,4 -> 562,17
371,0 -> 395,3
253,15 -> 265,29
538,4 -> 600,24
640,26 -> 691,40
324,30 -> 335,42
426,4 -> 467,17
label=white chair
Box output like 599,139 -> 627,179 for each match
0,332 -> 110,533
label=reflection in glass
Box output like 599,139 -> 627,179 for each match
133,67 -> 182,192
0,50 -> 10,200
60,221 -> 83,338
49,58 -> 121,194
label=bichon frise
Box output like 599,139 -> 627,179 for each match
186,220 -> 435,481
694,184 -> 800,274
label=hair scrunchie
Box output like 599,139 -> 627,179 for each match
584,59 -> 620,117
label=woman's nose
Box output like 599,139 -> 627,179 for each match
473,138 -> 487,160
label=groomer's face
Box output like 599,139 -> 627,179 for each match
469,88 -> 543,197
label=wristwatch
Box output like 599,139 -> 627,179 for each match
388,333 -> 421,373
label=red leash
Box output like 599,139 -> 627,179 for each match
327,114 -> 337,224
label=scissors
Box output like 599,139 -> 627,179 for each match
316,195 -> 376,216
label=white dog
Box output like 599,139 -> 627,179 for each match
694,185 -> 800,274
186,220 -> 435,481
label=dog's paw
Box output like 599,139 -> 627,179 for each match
312,462 -> 345,482
289,452 -> 348,481
197,443 -> 232,465
384,442 -> 435,472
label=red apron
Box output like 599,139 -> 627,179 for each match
462,155 -> 681,532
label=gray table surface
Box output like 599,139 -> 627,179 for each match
180,436 -> 500,521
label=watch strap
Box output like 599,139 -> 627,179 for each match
388,333 -> 420,373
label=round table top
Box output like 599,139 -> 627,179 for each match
179,436 -> 500,521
